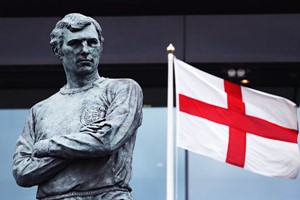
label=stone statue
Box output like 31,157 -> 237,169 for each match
12,13 -> 143,200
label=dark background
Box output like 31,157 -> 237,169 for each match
1,0 -> 300,107
2,0 -> 300,17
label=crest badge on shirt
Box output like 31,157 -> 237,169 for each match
80,102 -> 106,125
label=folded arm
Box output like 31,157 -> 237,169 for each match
34,79 -> 143,159
12,110 -> 69,187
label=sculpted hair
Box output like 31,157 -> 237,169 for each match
50,13 -> 104,57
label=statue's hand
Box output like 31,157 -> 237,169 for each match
80,119 -> 104,133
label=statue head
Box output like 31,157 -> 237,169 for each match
50,13 -> 104,58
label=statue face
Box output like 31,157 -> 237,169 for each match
61,24 -> 101,77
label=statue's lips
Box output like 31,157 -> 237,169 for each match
77,60 -> 93,65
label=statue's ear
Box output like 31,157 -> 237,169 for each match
53,47 -> 62,59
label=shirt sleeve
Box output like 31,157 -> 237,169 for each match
34,79 -> 143,159
12,108 -> 69,187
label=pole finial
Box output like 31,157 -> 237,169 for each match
167,43 -> 175,53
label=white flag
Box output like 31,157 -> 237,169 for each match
174,57 -> 300,179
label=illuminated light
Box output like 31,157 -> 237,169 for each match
237,68 -> 246,77
240,79 -> 250,84
227,68 -> 236,77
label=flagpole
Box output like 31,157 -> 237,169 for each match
166,43 -> 175,200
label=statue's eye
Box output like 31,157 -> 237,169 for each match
67,39 -> 81,47
87,38 -> 98,46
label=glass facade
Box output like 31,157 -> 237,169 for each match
1,107 -> 300,199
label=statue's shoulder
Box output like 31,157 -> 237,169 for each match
98,77 -> 142,91
31,91 -> 60,111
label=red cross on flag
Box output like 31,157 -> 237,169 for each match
174,57 -> 300,179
